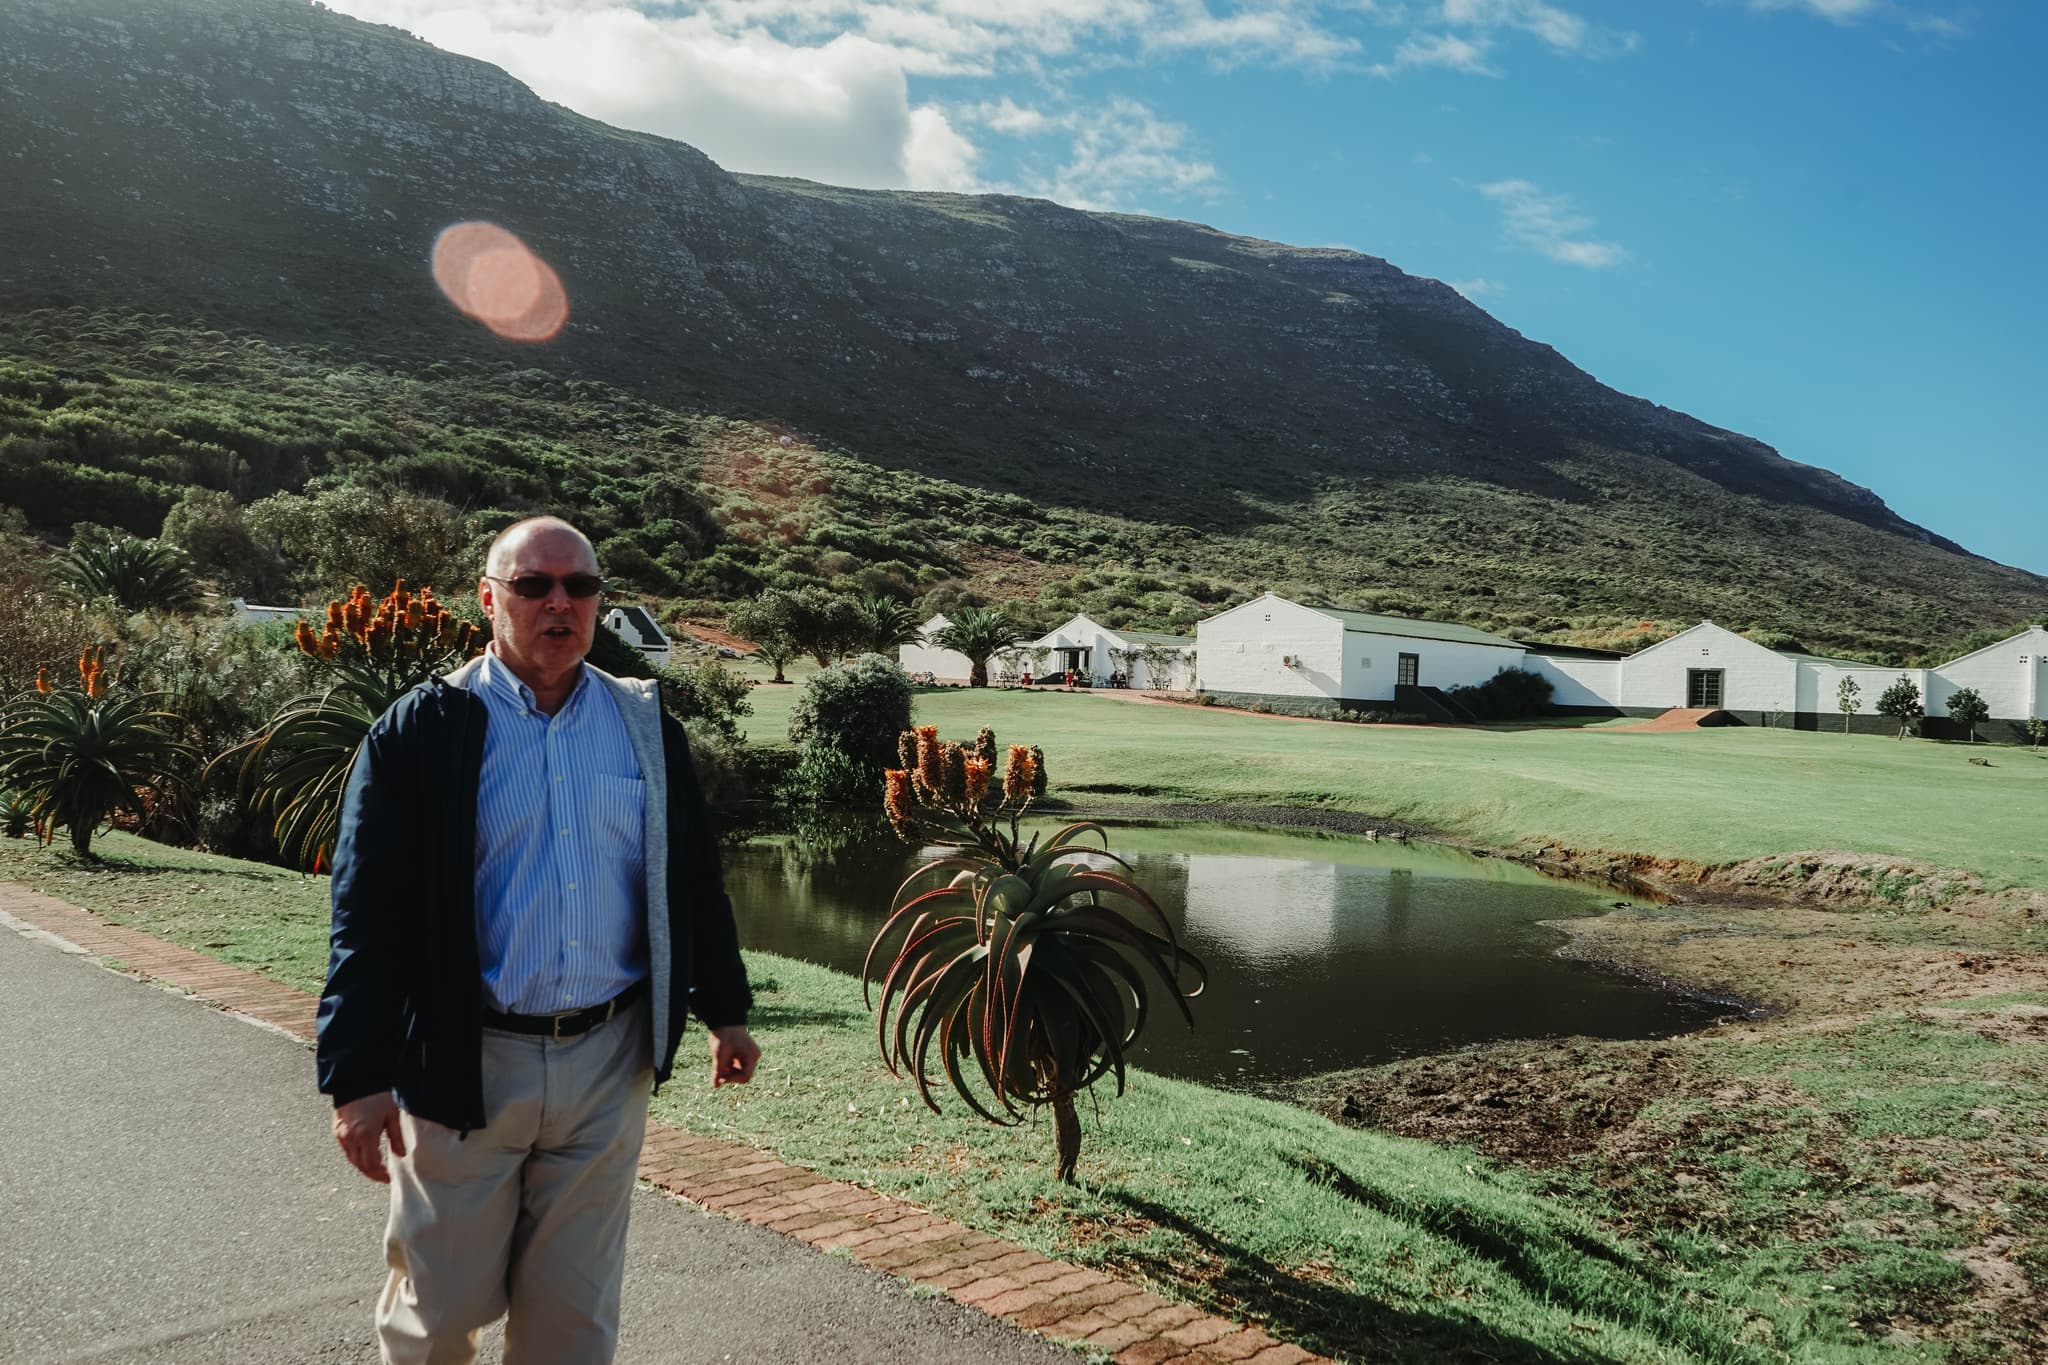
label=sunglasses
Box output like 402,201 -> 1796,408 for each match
486,573 -> 605,600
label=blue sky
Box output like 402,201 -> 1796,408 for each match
327,0 -> 2046,578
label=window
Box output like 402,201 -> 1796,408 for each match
1687,668 -> 1724,709
1398,653 -> 1420,687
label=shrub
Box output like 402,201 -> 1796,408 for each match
656,659 -> 753,745
1449,666 -> 1555,721
787,653 -> 913,779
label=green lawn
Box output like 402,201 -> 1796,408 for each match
740,689 -> 2048,892
0,830 -> 1950,1364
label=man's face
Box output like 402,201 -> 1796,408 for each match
478,524 -> 600,686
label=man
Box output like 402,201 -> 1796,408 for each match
318,516 -> 759,1363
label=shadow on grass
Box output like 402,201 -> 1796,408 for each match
1102,1187 -> 1633,1365
46,851 -> 290,883
748,1000 -> 867,1030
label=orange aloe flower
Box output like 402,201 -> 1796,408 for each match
883,769 -> 914,835
963,756 -> 990,808
1003,745 -> 1035,803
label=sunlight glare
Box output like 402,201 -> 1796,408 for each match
430,221 -> 569,343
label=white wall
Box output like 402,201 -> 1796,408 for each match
1619,622 -> 1797,712
899,614 -> 974,680
1794,663 -> 1910,717
1523,655 -> 1623,708
1196,595 -> 1345,699
1928,627 -> 2048,720
1342,634 -> 1526,700
1126,647 -> 1196,690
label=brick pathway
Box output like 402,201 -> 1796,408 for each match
0,881 -> 1328,1365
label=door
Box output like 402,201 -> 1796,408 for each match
1397,653 -> 1420,687
1687,668 -> 1724,709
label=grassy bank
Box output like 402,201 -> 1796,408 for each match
737,686 -> 2048,893
6,831 -> 2040,1359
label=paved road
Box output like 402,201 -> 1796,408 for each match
0,921 -> 1076,1364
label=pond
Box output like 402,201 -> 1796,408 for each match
722,819 -> 1729,1088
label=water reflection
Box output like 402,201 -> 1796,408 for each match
722,821 -> 1724,1088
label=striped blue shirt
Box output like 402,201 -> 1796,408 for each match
472,650 -> 648,1015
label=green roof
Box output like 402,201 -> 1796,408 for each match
1310,607 -> 1522,650
1778,651 -> 1873,668
1114,628 -> 1195,646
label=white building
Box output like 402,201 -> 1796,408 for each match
1195,593 -> 1525,717
1196,599 -> 2048,740
228,597 -> 305,627
603,605 -> 672,669
899,614 -> 975,681
1025,613 -> 1195,689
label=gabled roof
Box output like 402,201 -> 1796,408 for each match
608,605 -> 667,646
1309,606 -> 1522,650
1521,642 -> 1625,660
1114,627 -> 1195,647
1777,650 -> 1875,668
1929,624 -> 2048,670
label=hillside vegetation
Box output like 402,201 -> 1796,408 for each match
3,0 -> 2046,657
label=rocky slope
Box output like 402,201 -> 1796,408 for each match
4,0 -> 2043,645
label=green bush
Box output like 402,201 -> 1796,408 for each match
787,653 -> 913,778
1450,666 -> 1556,721
656,658 -> 753,744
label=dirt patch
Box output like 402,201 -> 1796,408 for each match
672,618 -> 757,654
1288,1038 -> 1700,1166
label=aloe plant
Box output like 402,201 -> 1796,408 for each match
52,535 -> 202,614
215,580 -> 480,870
0,663 -> 193,856
865,726 -> 1205,1182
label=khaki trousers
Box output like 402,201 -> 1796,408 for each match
377,1000 -> 654,1365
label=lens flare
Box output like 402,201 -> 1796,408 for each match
431,221 -> 569,343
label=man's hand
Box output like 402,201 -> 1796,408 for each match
710,1024 -> 761,1088
333,1092 -> 407,1183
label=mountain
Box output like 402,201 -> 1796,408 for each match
3,0 -> 2043,656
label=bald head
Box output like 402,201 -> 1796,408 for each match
484,516 -> 597,580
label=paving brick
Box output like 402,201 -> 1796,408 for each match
1129,1304 -> 1204,1334
1114,1341 -> 1196,1365
975,1286 -> 1054,1318
1037,1267 -> 1116,1297
1197,1328 -> 1281,1361
950,1275 -> 1023,1307
1079,1322 -> 1153,1354
1241,1346 -> 1317,1365
1100,1292 -> 1176,1324
1038,1312 -> 1118,1341
1161,1317 -> 1233,1349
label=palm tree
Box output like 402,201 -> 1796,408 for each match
52,536 -> 203,614
933,607 -> 1026,687
0,684 -> 192,856
857,595 -> 926,656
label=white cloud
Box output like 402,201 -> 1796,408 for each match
1449,277 -> 1505,300
1371,32 -> 1498,76
1744,0 -> 1881,21
1034,98 -> 1221,210
1477,178 -> 1629,268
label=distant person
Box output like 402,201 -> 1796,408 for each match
1022,668 -> 1032,687
319,515 -> 759,1363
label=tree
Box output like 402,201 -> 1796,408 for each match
1836,676 -> 1862,734
868,726 -> 1205,1182
855,595 -> 926,657
1876,676 -> 1922,740
51,534 -> 202,614
245,485 -> 471,598
161,489 -> 285,599
2026,717 -> 2045,751
933,607 -> 1026,688
0,647 -> 193,856
1946,687 -> 1990,744
727,586 -> 863,672
725,595 -> 797,684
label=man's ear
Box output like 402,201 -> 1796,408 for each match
476,578 -> 495,613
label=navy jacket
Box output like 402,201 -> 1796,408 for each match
315,660 -> 751,1130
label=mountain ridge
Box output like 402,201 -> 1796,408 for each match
2,0 -> 2042,654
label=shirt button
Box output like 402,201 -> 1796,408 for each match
559,828 -> 569,836
566,883 -> 577,892
568,938 -> 580,948
555,775 -> 564,783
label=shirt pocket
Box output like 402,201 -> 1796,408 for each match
589,775 -> 647,864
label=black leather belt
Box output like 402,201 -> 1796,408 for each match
483,980 -> 647,1038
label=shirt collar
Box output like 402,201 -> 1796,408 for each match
480,646 -> 589,717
